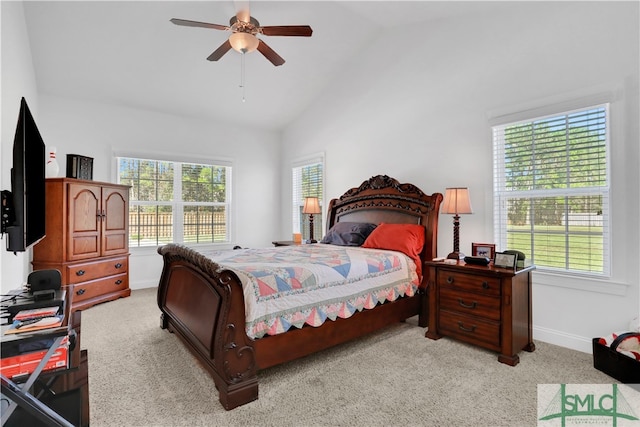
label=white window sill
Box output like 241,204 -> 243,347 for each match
533,270 -> 629,296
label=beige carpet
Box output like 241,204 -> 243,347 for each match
81,288 -> 616,426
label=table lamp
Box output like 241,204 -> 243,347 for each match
302,197 -> 321,243
441,187 -> 473,259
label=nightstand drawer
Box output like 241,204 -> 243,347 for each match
66,257 -> 128,284
72,274 -> 128,303
439,288 -> 501,321
439,310 -> 501,349
437,271 -> 501,296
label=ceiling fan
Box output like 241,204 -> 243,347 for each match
170,5 -> 312,66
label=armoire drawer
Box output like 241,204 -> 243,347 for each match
66,257 -> 128,284
71,273 -> 129,303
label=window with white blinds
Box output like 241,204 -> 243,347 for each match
118,156 -> 232,247
492,104 -> 610,276
292,158 -> 324,241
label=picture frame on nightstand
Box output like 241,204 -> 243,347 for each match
494,251 -> 517,269
472,243 -> 496,259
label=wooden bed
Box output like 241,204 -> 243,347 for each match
156,175 -> 442,409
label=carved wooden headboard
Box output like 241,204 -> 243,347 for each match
325,175 -> 443,262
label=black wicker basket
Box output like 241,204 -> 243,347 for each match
592,333 -> 640,383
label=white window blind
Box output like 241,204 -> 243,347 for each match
493,104 -> 610,275
292,158 -> 323,240
118,157 -> 232,247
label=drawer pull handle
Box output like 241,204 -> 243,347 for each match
76,270 -> 85,276
458,298 -> 477,309
115,263 -> 123,269
457,322 -> 476,333
481,281 -> 489,290
76,289 -> 86,295
446,276 -> 454,284
115,280 -> 123,285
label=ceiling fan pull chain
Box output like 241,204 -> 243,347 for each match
240,52 -> 247,103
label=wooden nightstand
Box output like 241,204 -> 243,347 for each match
425,260 -> 536,366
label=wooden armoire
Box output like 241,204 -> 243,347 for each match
32,178 -> 131,312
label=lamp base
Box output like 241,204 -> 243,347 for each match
447,251 -> 465,260
306,239 -> 317,244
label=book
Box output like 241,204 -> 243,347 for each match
0,336 -> 69,379
4,315 -> 64,335
13,305 -> 61,321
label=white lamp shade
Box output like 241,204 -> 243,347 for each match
302,197 -> 321,214
229,32 -> 259,53
441,188 -> 473,215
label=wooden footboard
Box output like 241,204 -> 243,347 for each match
157,244 -> 259,409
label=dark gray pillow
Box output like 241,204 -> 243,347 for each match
320,222 -> 377,246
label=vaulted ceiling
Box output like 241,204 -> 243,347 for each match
22,1 -> 503,131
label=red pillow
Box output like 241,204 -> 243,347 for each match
362,223 -> 425,276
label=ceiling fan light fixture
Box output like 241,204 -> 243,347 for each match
229,32 -> 259,53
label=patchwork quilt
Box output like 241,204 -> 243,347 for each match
199,244 -> 420,339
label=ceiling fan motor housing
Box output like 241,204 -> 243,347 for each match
230,16 -> 260,35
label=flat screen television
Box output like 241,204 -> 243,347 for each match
1,97 -> 46,252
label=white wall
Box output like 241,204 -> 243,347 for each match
1,1 -> 40,293
281,2 -> 640,353
35,94 -> 281,289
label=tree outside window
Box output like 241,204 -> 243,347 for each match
493,105 -> 609,275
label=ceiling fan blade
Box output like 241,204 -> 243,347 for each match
257,40 -> 285,66
170,18 -> 229,31
260,25 -> 313,37
207,40 -> 232,61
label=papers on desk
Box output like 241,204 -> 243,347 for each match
4,315 -> 64,335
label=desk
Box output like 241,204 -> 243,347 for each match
1,291 -> 89,426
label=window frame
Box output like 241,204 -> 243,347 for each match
492,103 -> 611,277
291,154 -> 324,241
115,154 -> 233,248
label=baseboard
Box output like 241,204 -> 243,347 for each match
534,325 -> 593,354
129,281 -> 158,291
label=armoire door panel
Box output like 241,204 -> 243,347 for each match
103,189 -> 127,231
71,235 -> 100,258
104,234 -> 126,253
101,187 -> 129,255
68,184 -> 101,260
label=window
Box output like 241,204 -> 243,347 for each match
292,157 -> 324,241
492,104 -> 610,276
117,157 -> 232,247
